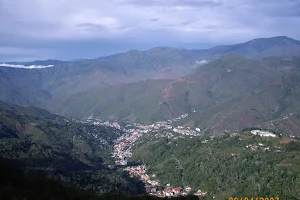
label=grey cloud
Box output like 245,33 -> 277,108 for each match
122,0 -> 223,7
0,0 -> 299,61
252,1 -> 300,17
181,21 -> 192,25
76,23 -> 106,31
175,0 -> 223,7
231,0 -> 300,18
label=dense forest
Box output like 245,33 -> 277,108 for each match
0,160 -> 202,200
0,101 -> 124,168
131,132 -> 300,200
0,101 -> 146,196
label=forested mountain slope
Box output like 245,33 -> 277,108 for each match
131,131 -> 300,199
43,55 -> 300,137
0,101 -> 145,195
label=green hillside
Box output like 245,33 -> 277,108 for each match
0,101 -> 122,167
0,101 -> 145,195
156,54 -> 280,119
42,79 -> 172,123
179,67 -> 300,136
131,132 -> 300,200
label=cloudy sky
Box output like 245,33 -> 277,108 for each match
0,0 -> 299,61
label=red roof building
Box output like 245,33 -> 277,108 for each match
173,187 -> 181,194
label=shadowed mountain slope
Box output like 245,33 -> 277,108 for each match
0,101 -> 147,195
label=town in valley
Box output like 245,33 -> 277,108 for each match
85,114 -> 281,198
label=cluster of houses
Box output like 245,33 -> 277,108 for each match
152,185 -> 207,197
161,185 -> 191,197
159,185 -> 207,197
246,143 -> 270,151
124,165 -> 207,198
125,113 -> 193,135
92,120 -> 122,130
172,126 -> 201,136
251,130 -> 277,137
246,143 -> 282,152
167,113 -> 189,123
85,117 -> 123,130
87,113 -> 202,148
112,131 -> 142,165
108,113 -> 204,166
201,135 -> 215,144
124,165 -> 160,188
134,122 -> 202,138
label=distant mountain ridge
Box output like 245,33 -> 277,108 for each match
1,36 -> 300,135
195,36 -> 300,59
2,36 -> 300,69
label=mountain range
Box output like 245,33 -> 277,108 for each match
41,54 -> 300,136
1,36 -> 300,135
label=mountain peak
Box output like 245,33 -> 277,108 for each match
273,36 -> 290,39
204,36 -> 300,59
245,36 -> 299,45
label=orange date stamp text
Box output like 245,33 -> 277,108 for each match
229,197 -> 279,200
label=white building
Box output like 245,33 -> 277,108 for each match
251,130 -> 276,137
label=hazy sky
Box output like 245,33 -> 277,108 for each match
0,0 -> 299,61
